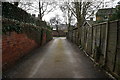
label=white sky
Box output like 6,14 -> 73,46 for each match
18,0 -> 120,24
42,6 -> 63,22
43,0 -> 120,23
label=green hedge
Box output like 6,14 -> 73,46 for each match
2,2 -> 52,44
2,2 -> 53,29
2,2 -> 36,24
2,18 -> 52,44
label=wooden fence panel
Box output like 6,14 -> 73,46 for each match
71,30 -> 73,42
92,26 -> 96,58
76,29 -> 79,45
75,29 -> 77,44
115,20 -> 120,77
70,31 -> 72,41
67,20 -> 120,78
106,21 -> 117,72
99,23 -> 107,65
81,27 -> 85,48
94,25 -> 101,62
85,27 -> 92,55
84,27 -> 88,50
84,27 -> 88,51
73,30 -> 75,43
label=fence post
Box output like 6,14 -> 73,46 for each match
91,25 -> 93,57
113,20 -> 119,72
77,28 -> 79,45
104,21 -> 109,67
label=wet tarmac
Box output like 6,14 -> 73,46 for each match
3,37 -> 109,78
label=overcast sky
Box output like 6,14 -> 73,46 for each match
18,0 -> 120,24
44,0 -> 119,22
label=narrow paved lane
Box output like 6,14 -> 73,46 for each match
4,37 -> 109,78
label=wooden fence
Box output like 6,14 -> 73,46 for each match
67,20 -> 120,79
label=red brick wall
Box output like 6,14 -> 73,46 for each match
41,32 -> 46,45
2,32 -> 38,70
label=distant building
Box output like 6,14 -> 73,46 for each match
51,24 -> 68,37
50,25 -> 56,30
96,8 -> 116,22
57,24 -> 68,31
52,30 -> 66,37
50,24 -> 68,32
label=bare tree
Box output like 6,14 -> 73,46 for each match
60,2 -> 68,25
50,15 -> 62,36
18,0 -> 57,21
50,14 -> 61,30
14,2 -> 19,6
9,0 -> 20,7
64,0 -> 104,27
38,0 -> 57,21
60,0 -> 104,44
60,2 -> 75,30
18,1 -> 33,11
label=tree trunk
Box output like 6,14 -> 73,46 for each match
68,8 -> 71,29
75,2 -> 82,45
39,1 -> 42,21
14,2 -> 19,7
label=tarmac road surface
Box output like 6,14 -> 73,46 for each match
3,37 -> 109,78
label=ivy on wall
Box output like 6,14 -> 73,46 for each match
2,2 -> 53,44
2,18 -> 52,44
2,2 -> 36,24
